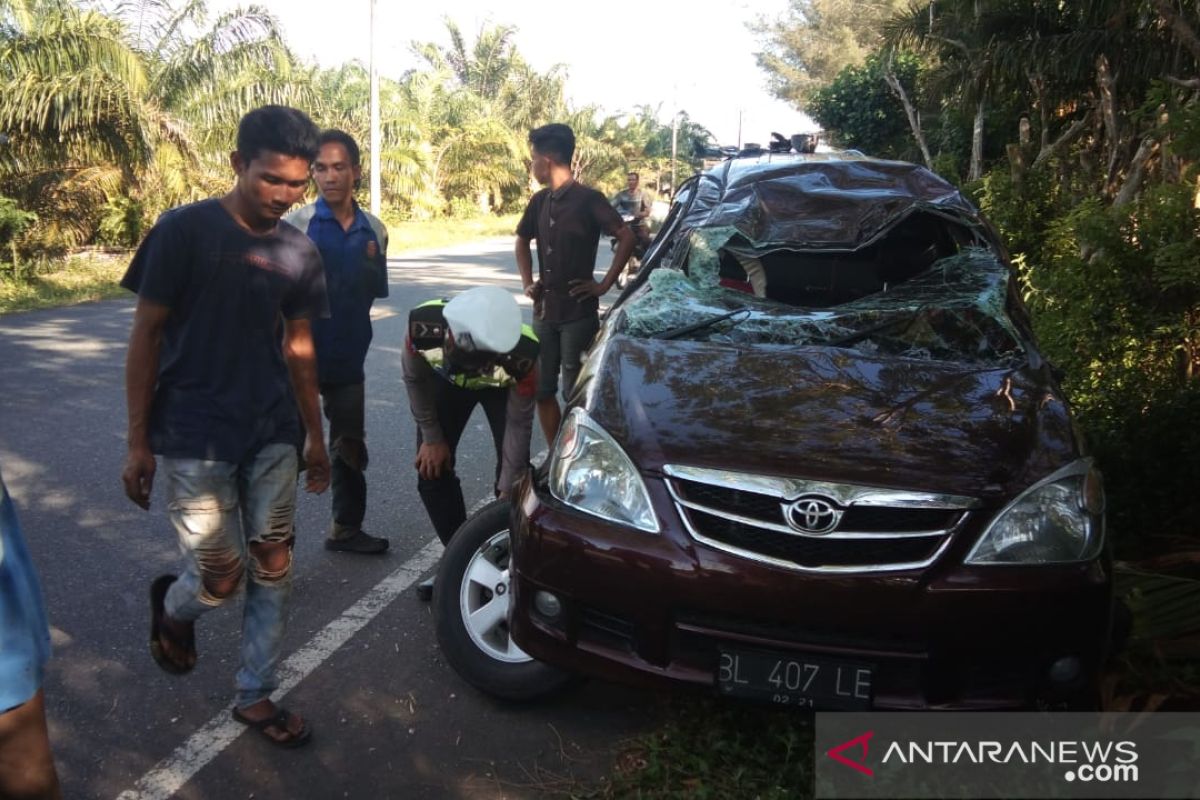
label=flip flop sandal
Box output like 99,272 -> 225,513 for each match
232,706 -> 312,748
148,574 -> 196,675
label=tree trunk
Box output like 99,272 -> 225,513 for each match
1028,72 -> 1050,151
1007,143 -> 1028,187
883,67 -> 933,169
1032,114 -> 1092,170
1184,308 -> 1199,384
1097,54 -> 1122,190
969,97 -> 985,181
1113,134 -> 1159,207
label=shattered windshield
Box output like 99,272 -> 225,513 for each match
619,226 -> 1025,365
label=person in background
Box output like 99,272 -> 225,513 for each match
0,469 -> 62,799
120,105 -> 329,748
610,171 -> 652,253
515,123 -> 635,444
286,129 -> 390,555
402,287 -> 539,601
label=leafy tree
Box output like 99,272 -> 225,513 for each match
752,0 -> 910,106
806,53 -> 921,160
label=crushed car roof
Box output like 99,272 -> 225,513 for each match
679,154 -> 987,251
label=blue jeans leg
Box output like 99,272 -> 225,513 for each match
234,443 -> 298,708
162,459 -> 244,623
160,443 -> 298,709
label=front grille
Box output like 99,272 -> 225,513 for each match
690,509 -> 941,567
665,465 -> 976,573
677,482 -> 782,521
675,480 -> 963,532
841,506 -> 963,532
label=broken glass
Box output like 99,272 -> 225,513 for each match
619,225 -> 1024,365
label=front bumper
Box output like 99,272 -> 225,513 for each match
508,470 -> 1115,710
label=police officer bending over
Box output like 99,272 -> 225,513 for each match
402,286 -> 539,601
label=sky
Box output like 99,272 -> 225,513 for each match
207,0 -> 815,147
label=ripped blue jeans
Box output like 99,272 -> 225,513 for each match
161,443 -> 298,709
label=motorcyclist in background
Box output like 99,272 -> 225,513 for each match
611,171 -> 652,254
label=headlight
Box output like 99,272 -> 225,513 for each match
966,459 -> 1105,565
548,408 -> 660,533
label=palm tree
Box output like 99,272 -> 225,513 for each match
411,21 -> 571,214
414,20 -> 519,101
0,0 -> 313,249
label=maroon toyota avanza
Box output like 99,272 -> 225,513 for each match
434,152 -> 1116,711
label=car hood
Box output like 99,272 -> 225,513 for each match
581,336 -> 1077,502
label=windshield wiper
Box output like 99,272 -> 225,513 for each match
651,308 -> 752,340
820,308 -> 925,348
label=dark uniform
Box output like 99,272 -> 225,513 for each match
402,300 -> 540,544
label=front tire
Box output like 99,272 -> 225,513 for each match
434,500 -> 572,701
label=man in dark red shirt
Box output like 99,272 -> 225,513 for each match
515,124 -> 636,442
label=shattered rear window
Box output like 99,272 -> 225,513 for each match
619,226 -> 1025,365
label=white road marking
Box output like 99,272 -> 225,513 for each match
117,538 -> 444,800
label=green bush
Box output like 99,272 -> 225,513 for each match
1093,388 -> 1200,557
0,196 -> 37,275
96,196 -> 143,247
447,196 -> 484,220
1006,181 -> 1200,554
975,163 -> 1070,265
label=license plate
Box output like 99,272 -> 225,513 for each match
716,647 -> 874,710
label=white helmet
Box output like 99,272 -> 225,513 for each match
443,286 -> 522,356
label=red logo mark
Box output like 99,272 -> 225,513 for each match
827,731 -> 875,777
366,240 -> 378,259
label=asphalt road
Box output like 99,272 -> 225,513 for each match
0,239 -> 659,799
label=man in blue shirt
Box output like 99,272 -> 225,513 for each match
285,130 -> 390,554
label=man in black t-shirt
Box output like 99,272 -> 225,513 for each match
515,123 -> 635,444
121,106 -> 329,749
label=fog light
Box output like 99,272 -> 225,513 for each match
534,590 -> 562,619
1049,656 -> 1081,683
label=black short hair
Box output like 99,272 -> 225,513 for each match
627,171 -> 639,180
236,106 -> 320,164
318,129 -> 361,167
528,123 -> 575,166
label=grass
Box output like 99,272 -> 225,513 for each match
385,213 -> 520,253
598,697 -> 815,800
0,252 -> 128,315
0,214 -> 524,316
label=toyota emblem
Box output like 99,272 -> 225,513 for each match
784,496 -> 842,535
